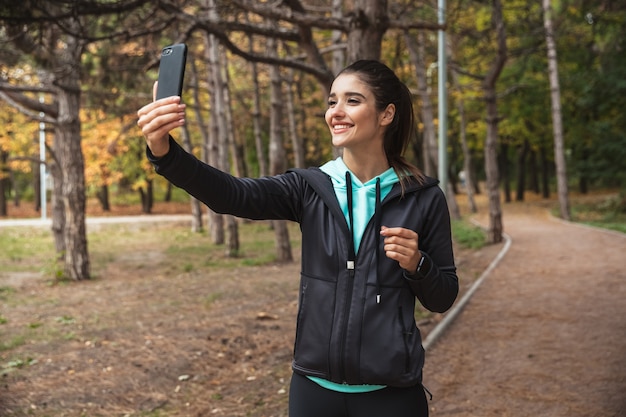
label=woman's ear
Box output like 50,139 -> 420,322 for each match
380,103 -> 396,126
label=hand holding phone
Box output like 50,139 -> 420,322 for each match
156,43 -> 187,100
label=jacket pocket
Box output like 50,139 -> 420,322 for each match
357,288 -> 424,386
292,273 -> 337,376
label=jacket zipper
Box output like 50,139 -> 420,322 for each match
338,171 -> 357,383
338,263 -> 355,383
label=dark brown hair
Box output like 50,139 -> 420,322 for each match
337,60 -> 425,190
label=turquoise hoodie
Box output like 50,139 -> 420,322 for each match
320,157 -> 399,252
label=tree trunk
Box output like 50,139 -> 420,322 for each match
96,184 -> 110,211
543,0 -> 571,220
346,0 -> 389,62
180,123 -> 203,232
286,68 -> 305,168
540,145 -> 550,199
268,36 -> 293,263
187,56 -> 209,232
406,31 -> 438,177
139,180 -> 153,214
515,139 -> 528,202
482,0 -> 507,244
331,0 -> 345,75
207,7 -> 239,255
500,140 -> 511,203
249,53 -> 268,177
223,57 -> 246,178
205,29 -> 224,245
529,149 -> 540,194
329,0 -> 345,159
0,150 -> 8,216
452,71 -> 477,212
49,158 -> 65,254
56,86 -> 90,279
219,56 -> 240,256
33,157 -> 41,213
164,182 -> 172,202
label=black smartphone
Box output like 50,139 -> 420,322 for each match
156,43 -> 187,100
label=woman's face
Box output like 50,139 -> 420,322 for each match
325,73 -> 392,151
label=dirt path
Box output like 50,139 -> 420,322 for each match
423,204 -> 626,417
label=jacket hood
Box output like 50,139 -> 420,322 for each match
319,157 -> 399,253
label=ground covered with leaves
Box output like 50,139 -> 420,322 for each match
3,195 -> 623,417
0,199 -> 499,417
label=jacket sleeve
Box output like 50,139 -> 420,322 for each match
147,137 -> 302,221
403,186 -> 459,313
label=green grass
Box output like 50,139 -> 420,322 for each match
569,193 -> 626,234
0,220 -> 302,281
0,229 -> 56,273
0,215 -> 481,282
451,219 -> 487,249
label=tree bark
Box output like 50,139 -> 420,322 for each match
268,36 -> 293,263
208,2 -> 239,256
346,0 -> 389,62
452,69 -> 477,212
285,67 -> 305,168
0,150 -> 8,216
247,24 -> 268,177
543,0 -> 571,220
500,139 -> 511,203
206,28 -> 224,245
482,0 -> 507,244
540,145 -> 551,199
515,139 -> 529,202
406,31 -> 437,177
139,180 -> 153,214
56,84 -> 90,279
96,184 -> 110,211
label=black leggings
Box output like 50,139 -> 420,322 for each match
288,372 -> 429,417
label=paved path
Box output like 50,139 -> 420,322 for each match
423,206 -> 626,416
0,214 -> 191,229
0,214 -> 192,228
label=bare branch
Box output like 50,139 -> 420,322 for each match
231,0 -> 444,32
192,21 -> 334,87
0,90 -> 58,124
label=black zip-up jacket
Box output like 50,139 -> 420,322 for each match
149,138 -> 459,388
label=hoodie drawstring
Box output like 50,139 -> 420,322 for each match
345,172 -> 356,276
374,177 -> 382,304
345,172 -> 382,304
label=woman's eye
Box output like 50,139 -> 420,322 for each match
347,98 -> 360,104
327,99 -> 337,107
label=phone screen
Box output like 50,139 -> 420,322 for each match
156,43 -> 187,100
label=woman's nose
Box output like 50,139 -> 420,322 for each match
328,103 -> 345,118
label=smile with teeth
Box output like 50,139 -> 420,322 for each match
332,124 -> 353,132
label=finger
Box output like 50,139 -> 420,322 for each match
383,241 -> 416,258
384,248 -> 415,271
141,111 -> 185,138
137,96 -> 181,118
137,101 -> 185,129
380,226 -> 417,239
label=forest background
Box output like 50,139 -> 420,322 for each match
0,0 -> 625,281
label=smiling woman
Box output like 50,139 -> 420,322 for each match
137,59 -> 458,417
